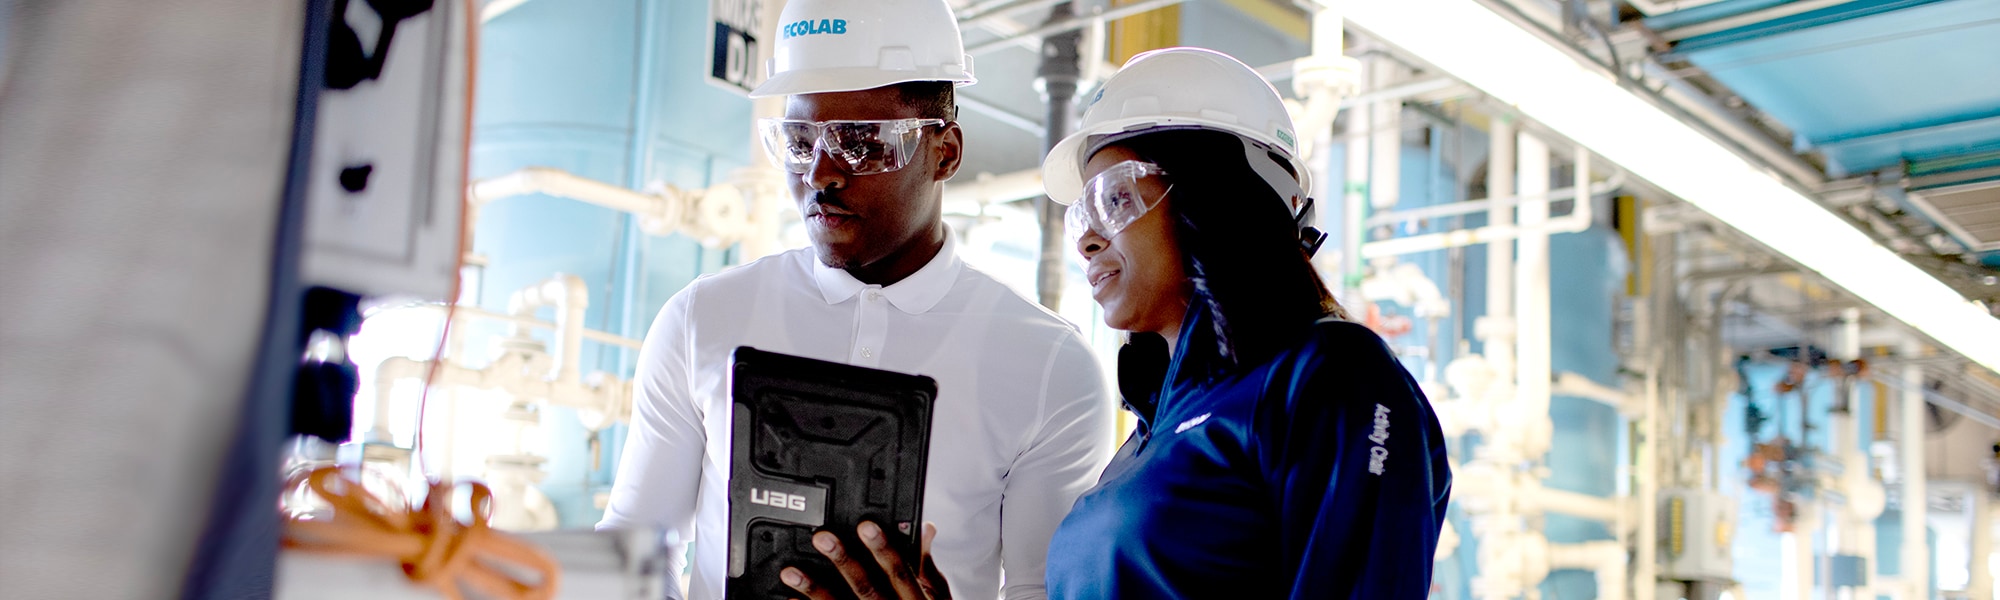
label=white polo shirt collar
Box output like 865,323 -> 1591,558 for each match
809,227 -> 962,315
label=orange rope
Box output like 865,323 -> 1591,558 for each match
283,467 -> 560,600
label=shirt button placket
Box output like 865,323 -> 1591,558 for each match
854,287 -> 888,366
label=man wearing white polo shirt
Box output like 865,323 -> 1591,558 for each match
595,1 -> 1116,599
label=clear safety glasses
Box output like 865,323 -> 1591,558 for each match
1065,160 -> 1172,247
757,117 -> 945,176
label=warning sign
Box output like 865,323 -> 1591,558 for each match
708,0 -> 765,95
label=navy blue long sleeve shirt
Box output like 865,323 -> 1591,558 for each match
1045,313 -> 1451,599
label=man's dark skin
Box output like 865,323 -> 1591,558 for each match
788,86 -> 962,286
780,84 -> 961,600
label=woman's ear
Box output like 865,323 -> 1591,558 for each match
932,122 -> 964,183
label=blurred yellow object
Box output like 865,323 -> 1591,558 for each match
283,467 -> 561,600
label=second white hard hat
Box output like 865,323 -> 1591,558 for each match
747,0 -> 977,98
1042,47 -> 1309,207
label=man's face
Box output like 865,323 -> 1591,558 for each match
784,87 -> 962,271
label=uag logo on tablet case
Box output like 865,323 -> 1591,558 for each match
751,488 -> 809,511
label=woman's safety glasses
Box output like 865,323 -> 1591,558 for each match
1065,160 -> 1172,247
757,118 -> 945,176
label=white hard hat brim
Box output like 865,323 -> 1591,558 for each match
747,68 -> 976,99
1042,130 -> 1094,205
1042,116 -> 1312,205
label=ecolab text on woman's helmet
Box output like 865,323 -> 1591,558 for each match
748,0 -> 976,98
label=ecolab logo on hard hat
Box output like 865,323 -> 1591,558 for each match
782,18 -> 848,39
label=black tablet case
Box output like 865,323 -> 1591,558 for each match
725,347 -> 937,600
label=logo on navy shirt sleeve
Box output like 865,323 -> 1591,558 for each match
1368,404 -> 1391,475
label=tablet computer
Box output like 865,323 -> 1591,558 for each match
726,347 -> 937,600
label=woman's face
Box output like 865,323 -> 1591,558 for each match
1074,145 -> 1191,336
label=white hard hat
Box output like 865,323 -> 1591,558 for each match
1043,47 -> 1309,207
747,0 -> 976,98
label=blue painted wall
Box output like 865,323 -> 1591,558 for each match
472,0 -> 749,529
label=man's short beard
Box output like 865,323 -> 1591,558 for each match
813,245 -> 857,270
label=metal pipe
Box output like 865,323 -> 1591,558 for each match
958,93 -> 1046,137
944,168 -> 1044,210
1483,116 -> 1515,383
1783,523 -> 1814,600
458,304 -> 640,349
1831,309 -> 1873,570
1364,168 -> 1623,227
1289,0 -> 1359,165
1901,338 -> 1931,600
965,0 -> 1189,56
1340,56 -> 1374,301
1871,376 -> 2000,432
1369,57 -> 1402,213
1361,143 -> 1601,257
1516,133 -> 1552,461
1033,2 -> 1081,310
1971,489 -> 1994,600
1538,487 -> 1623,523
1548,541 -> 1629,600
470,166 -> 686,236
1637,230 -> 1675,600
508,274 -> 589,385
1554,371 -> 1641,416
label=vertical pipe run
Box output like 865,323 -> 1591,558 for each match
1341,57 -> 1372,302
1035,2 -> 1081,310
1368,61 -> 1400,212
1311,0 -> 1343,59
1637,231 -> 1675,600
1901,339 -> 1929,600
1833,307 -> 1878,596
1484,117 -> 1515,382
1970,490 -> 1993,600
1515,132 -> 1550,458
1788,521 -> 1815,600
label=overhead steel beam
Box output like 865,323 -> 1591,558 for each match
1873,375 -> 2000,431
957,94 -> 1046,137
1811,110 -> 2000,151
1623,0 -> 1734,17
1667,0 -> 1959,54
1650,0 -> 1848,42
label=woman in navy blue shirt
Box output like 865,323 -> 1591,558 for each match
781,47 -> 1450,600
